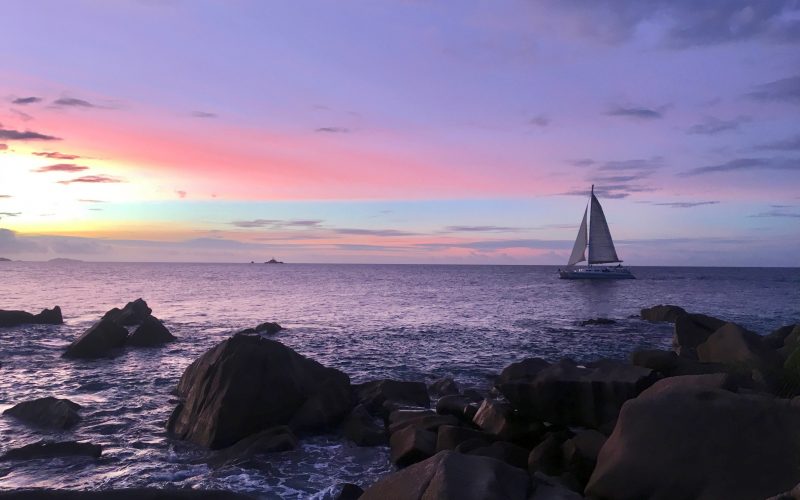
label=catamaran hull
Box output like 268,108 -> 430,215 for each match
558,267 -> 635,280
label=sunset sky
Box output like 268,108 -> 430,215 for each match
1,0 -> 798,265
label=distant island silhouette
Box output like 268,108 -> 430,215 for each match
265,258 -> 284,264
48,258 -> 84,263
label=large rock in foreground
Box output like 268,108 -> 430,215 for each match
586,376 -> 800,500
697,322 -> 783,387
0,306 -> 63,327
499,358 -> 659,430
63,318 -> 128,359
167,333 -> 352,449
361,450 -> 530,500
3,397 -> 81,429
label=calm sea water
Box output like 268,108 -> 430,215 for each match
1,263 -> 798,496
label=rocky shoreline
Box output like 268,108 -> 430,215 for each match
1,301 -> 799,499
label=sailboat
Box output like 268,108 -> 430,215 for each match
558,185 -> 635,279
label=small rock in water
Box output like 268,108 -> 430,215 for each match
640,304 -> 687,323
0,440 -> 102,461
3,396 -> 82,429
0,306 -> 63,327
63,317 -> 128,359
127,315 -> 176,347
102,298 -> 152,326
255,321 -> 282,335
580,318 -> 616,326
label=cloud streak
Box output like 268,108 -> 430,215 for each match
653,201 -> 719,208
687,116 -> 750,135
230,219 -> 324,229
755,135 -> 800,152
0,127 -> 60,141
607,105 -> 665,119
32,163 -> 89,173
53,97 -> 97,108
11,96 -> 41,105
32,151 -> 80,160
315,127 -> 350,133
747,74 -> 800,103
680,157 -> 800,176
57,175 -> 123,184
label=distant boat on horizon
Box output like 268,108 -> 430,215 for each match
265,258 -> 284,264
559,185 -> 635,280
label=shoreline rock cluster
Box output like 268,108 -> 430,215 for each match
2,301 -> 800,499
0,306 -> 62,327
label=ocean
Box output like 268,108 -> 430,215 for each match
1,263 -> 798,497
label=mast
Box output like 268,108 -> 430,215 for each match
587,184 -> 593,267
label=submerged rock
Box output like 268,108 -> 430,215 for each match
0,306 -> 63,327
102,298 -> 151,326
0,489 -> 254,499
580,318 -> 616,326
342,404 -> 387,447
3,396 -> 81,429
167,333 -> 352,449
498,358 -> 658,431
0,440 -> 101,461
354,379 -> 429,415
127,315 -> 176,347
63,318 -> 128,359
361,450 -> 531,500
208,426 -> 297,468
586,376 -> 800,500
640,304 -> 687,323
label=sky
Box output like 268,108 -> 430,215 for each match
0,0 -> 798,265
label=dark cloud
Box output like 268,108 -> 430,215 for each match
747,74 -> 800,103
57,175 -> 123,184
333,228 -> 417,237
444,225 -> 521,233
11,96 -> 42,105
230,219 -> 324,229
53,97 -> 96,108
0,212 -> 21,218
529,115 -> 550,127
0,194 -> 11,198
754,135 -> 800,151
315,127 -> 350,133
680,157 -> 800,176
562,184 -> 656,199
598,157 -> 663,171
176,190 -> 187,198
551,0 -> 800,48
687,116 -> 750,135
749,209 -> 800,218
653,201 -> 720,208
32,163 -> 89,173
0,126 -> 60,141
32,151 -> 80,160
191,111 -> 217,118
607,106 -> 664,119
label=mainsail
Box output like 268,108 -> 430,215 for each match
567,206 -> 588,265
587,191 -> 621,264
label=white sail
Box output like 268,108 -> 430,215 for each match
567,206 -> 588,265
588,192 -> 621,264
